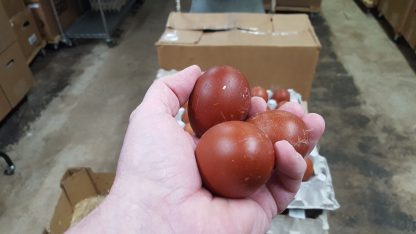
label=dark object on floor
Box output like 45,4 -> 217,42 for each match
0,152 -> 15,175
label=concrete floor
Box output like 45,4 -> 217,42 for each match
0,0 -> 415,233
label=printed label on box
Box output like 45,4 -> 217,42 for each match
28,34 -> 38,45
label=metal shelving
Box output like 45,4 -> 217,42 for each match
49,0 -> 136,47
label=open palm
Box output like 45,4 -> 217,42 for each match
70,65 -> 325,234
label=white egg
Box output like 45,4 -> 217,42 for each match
267,99 -> 277,110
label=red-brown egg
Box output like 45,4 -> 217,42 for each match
188,66 -> 251,137
251,86 -> 268,102
248,110 -> 310,157
303,157 -> 314,181
272,88 -> 290,103
195,121 -> 275,198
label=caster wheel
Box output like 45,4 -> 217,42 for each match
1,152 -> 15,176
378,12 -> 383,18
106,39 -> 117,48
4,165 -> 15,175
53,44 -> 59,50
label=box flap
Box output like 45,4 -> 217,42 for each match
166,12 -> 273,32
60,169 -> 99,206
158,29 -> 203,44
49,193 -> 72,234
91,173 -> 115,195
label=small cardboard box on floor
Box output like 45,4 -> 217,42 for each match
156,12 -> 321,100
47,168 -> 114,234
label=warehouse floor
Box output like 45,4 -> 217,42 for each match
0,0 -> 415,233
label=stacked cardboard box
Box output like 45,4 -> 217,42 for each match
25,0 -> 60,43
0,1 -> 34,121
378,0 -> 416,49
156,12 -> 321,101
378,0 -> 413,36
401,1 -> 416,49
24,0 -> 85,42
1,0 -> 45,63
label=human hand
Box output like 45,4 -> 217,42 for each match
68,65 -> 325,233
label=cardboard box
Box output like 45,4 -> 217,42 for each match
156,12 -> 321,100
28,1 -> 60,42
0,0 -> 26,18
263,0 -> 322,12
401,0 -> 416,49
10,8 -> 43,61
25,0 -> 84,31
0,42 -> 33,107
378,0 -> 414,33
0,1 -> 17,53
48,168 -> 114,234
0,87 -> 12,121
55,0 -> 84,30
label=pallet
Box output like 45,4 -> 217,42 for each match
361,0 -> 378,9
47,35 -> 60,45
27,40 -> 47,65
47,35 -> 61,50
275,6 -> 320,13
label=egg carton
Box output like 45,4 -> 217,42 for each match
159,69 -> 339,211
268,211 -> 329,234
288,146 -> 340,211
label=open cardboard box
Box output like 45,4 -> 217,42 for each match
156,12 -> 321,100
48,166 -> 329,234
47,168 -> 114,234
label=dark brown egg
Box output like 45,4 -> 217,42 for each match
195,121 -> 275,198
272,88 -> 290,103
188,66 -> 251,137
303,157 -> 314,181
251,86 -> 268,102
248,110 -> 310,157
